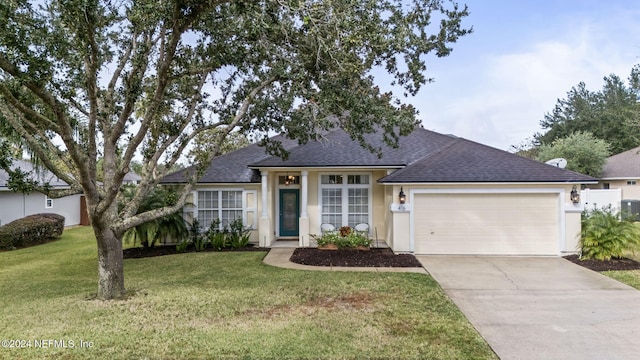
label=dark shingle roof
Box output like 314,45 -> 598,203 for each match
378,138 -> 596,183
161,127 -> 596,184
249,128 -> 457,167
123,171 -> 142,182
601,146 -> 640,179
160,135 -> 300,184
0,159 -> 71,189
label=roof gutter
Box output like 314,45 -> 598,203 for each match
247,165 -> 404,170
377,181 -> 599,186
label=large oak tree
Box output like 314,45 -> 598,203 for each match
0,0 -> 471,299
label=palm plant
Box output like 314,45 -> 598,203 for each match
580,207 -> 640,260
122,186 -> 188,249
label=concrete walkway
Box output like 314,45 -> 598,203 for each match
418,256 -> 640,360
263,248 -> 427,274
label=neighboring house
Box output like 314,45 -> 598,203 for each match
123,171 -> 142,185
0,160 -> 82,227
597,146 -> 640,215
161,127 -> 596,255
599,146 -> 640,197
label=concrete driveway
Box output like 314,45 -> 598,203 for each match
417,256 -> 640,360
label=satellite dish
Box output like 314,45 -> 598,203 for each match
545,158 -> 567,169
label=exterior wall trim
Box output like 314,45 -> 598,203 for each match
380,181 -> 598,186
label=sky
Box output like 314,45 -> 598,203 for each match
403,0 -> 640,151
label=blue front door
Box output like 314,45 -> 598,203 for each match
279,189 -> 299,237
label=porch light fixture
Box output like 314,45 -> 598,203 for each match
570,185 -> 580,204
399,187 -> 406,205
284,173 -> 295,186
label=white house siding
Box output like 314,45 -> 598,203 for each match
0,192 -> 82,227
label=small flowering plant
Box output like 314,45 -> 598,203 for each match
339,226 -> 351,237
311,226 -> 371,249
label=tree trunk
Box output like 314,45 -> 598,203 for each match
94,225 -> 126,300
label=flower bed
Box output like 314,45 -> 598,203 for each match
311,226 -> 372,250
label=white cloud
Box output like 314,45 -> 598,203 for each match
415,16 -> 639,151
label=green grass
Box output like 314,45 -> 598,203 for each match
601,251 -> 640,290
602,270 -> 640,290
0,227 -> 496,360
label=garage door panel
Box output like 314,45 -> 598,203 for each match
414,193 -> 559,255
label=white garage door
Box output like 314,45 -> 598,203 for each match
413,193 -> 559,255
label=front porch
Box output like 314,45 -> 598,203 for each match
254,169 -> 403,250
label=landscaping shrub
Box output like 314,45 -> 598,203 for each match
190,219 -> 208,252
122,187 -> 189,249
204,219 -> 223,250
0,213 -> 65,250
227,218 -> 251,249
311,226 -> 372,249
175,218 -> 253,252
580,208 -> 640,260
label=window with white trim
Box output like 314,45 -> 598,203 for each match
320,173 -> 370,229
45,195 -> 53,209
195,190 -> 256,231
197,190 -> 242,230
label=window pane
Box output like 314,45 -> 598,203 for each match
222,191 -> 242,209
221,210 -> 242,227
348,188 -> 368,228
321,188 -> 342,228
322,188 -> 342,213
278,175 -> 299,185
320,174 -> 370,231
198,210 -> 218,230
198,191 -> 218,209
321,214 -> 341,229
321,175 -> 343,184
348,214 -> 368,228
347,175 -> 369,184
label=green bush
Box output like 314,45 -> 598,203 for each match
311,226 -> 371,249
227,218 -> 251,249
311,231 -> 341,247
580,208 -> 640,260
175,239 -> 189,253
206,219 -> 226,251
0,213 -> 65,250
122,187 -> 189,249
189,219 -> 209,252
205,218 -> 251,251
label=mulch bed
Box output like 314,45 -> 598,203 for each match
290,248 -> 423,267
124,245 -> 640,272
123,245 -> 266,259
563,254 -> 640,272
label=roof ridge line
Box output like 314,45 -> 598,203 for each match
405,137 -> 461,166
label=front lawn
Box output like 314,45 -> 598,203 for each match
602,270 -> 640,290
583,251 -> 640,290
0,227 -> 496,359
